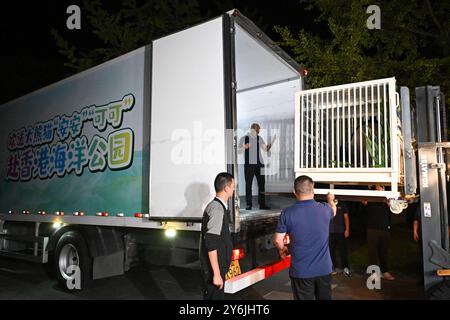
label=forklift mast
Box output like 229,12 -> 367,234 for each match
412,85 -> 450,295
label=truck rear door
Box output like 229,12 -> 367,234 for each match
149,17 -> 228,222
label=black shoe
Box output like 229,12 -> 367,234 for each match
246,206 -> 252,210
260,205 -> 271,210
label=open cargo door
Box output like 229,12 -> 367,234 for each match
149,17 -> 228,221
231,11 -> 302,226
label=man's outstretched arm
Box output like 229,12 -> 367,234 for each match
327,193 -> 337,217
274,232 -> 288,259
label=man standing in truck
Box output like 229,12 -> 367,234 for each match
238,123 -> 274,210
274,175 -> 337,300
199,172 -> 234,300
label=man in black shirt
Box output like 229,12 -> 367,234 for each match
329,202 -> 351,276
238,123 -> 273,210
362,185 -> 395,281
413,200 -> 450,244
199,172 -> 234,300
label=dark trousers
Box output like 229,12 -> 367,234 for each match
329,233 -> 349,269
367,229 -> 390,273
202,269 -> 226,300
244,165 -> 266,207
290,275 -> 332,300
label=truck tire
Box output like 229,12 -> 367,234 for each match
428,280 -> 450,300
54,231 -> 92,290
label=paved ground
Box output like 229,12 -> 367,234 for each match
0,257 -> 423,300
239,268 -> 423,300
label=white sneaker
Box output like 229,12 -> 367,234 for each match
343,267 -> 352,277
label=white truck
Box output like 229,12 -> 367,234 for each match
0,10 -> 304,292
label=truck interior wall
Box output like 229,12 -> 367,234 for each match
236,80 -> 300,198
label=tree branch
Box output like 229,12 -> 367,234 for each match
425,0 -> 445,35
399,25 -> 440,39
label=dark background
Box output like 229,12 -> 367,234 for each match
0,0 -> 436,283
0,1 -> 320,104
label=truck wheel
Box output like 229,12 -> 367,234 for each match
54,231 -> 92,290
429,280 -> 450,300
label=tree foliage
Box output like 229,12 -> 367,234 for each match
275,0 -> 450,101
51,0 -> 203,72
51,0 -> 267,74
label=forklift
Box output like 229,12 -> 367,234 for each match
293,78 -> 449,299
404,85 -> 450,299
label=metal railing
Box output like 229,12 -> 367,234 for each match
294,78 -> 401,197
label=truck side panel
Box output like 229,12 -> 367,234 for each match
0,48 -> 147,217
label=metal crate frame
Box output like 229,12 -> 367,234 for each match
294,78 -> 401,199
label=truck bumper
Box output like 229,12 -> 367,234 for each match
224,256 -> 291,294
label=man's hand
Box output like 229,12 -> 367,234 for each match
208,250 -> 223,290
213,273 -> 224,290
278,246 -> 289,259
413,220 -> 420,242
344,213 -> 350,238
264,135 -> 276,152
326,193 -> 335,203
244,143 -> 251,149
274,232 -> 287,258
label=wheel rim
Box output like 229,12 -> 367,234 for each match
58,244 -> 80,280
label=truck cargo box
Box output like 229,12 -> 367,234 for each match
0,10 -> 302,231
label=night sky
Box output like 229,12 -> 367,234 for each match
1,2 -> 79,104
0,1 -> 321,104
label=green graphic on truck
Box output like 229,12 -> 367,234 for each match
5,94 -> 135,181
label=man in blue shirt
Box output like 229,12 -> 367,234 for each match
274,175 -> 337,300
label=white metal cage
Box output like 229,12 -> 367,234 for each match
294,77 -> 403,199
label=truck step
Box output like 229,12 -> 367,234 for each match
0,232 -> 49,264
